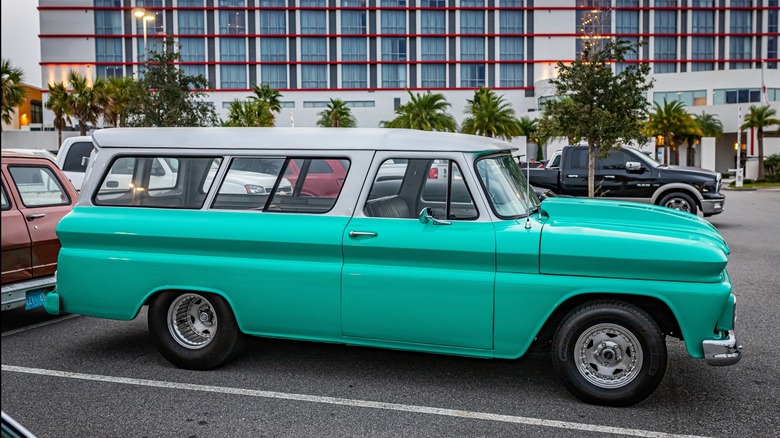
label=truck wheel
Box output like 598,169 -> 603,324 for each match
551,301 -> 667,406
659,192 -> 698,215
148,291 -> 241,370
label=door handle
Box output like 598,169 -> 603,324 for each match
566,174 -> 579,178
604,175 -> 616,179
27,213 -> 46,221
349,231 -> 377,238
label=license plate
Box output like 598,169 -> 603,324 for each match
25,290 -> 46,310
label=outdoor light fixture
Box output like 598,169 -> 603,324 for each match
132,7 -> 156,53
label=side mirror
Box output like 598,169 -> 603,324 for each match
419,207 -> 451,226
626,161 -> 645,172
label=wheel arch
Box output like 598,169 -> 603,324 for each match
651,184 -> 702,209
141,286 -> 243,330
532,293 -> 683,348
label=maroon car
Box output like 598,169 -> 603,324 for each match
1,150 -> 78,311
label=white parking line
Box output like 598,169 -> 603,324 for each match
1,315 -> 80,338
2,364 -> 707,438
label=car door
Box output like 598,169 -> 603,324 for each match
598,149 -> 658,199
341,155 -> 495,350
1,174 -> 32,284
6,163 -> 75,278
560,147 -> 589,196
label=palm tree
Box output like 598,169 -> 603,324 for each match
645,99 -> 695,165
382,89 -> 457,132
685,112 -> 723,165
516,116 -> 544,161
249,83 -> 283,124
316,98 -> 357,127
45,82 -> 72,148
222,99 -> 275,127
461,87 -> 522,140
101,76 -> 137,127
1,58 -> 26,131
741,105 -> 780,181
66,70 -> 105,135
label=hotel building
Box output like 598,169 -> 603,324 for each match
38,0 -> 779,173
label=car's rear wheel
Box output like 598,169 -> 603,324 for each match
148,291 -> 241,370
551,301 -> 667,406
659,192 -> 698,215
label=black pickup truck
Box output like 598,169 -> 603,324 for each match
522,146 -> 725,216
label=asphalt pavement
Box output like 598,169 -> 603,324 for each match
2,189 -> 779,438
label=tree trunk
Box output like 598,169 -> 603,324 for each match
79,120 -> 86,136
588,143 -> 596,198
758,128 -> 765,181
57,129 -> 62,150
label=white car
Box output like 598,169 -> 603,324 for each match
56,136 -> 94,191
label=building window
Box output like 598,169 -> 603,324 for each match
575,0 -> 611,56
654,90 -> 707,107
500,37 -> 523,87
95,10 -> 122,34
220,38 -> 246,89
342,38 -> 368,88
421,37 -> 446,88
420,11 -> 446,34
301,38 -> 328,62
342,10 -> 367,34
96,38 -> 123,78
342,65 -> 367,88
729,37 -> 752,69
301,10 -> 327,34
691,6 -> 714,33
136,0 -> 164,34
654,37 -> 677,74
460,37 -> 485,87
691,37 -> 715,71
381,10 -> 406,34
301,65 -> 328,88
713,88 -> 762,104
499,9 -> 523,34
178,10 -> 205,34
219,12 -> 246,35
260,38 -> 287,62
460,10 -> 485,34
262,65 -> 287,89
260,10 -> 286,34
382,37 -> 407,61
30,100 -> 43,124
180,37 -> 206,80
382,37 -> 407,88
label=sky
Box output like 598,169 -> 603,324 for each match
1,0 -> 42,87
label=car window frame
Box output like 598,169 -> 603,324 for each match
6,164 -> 72,208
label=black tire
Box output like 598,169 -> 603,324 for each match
148,290 -> 241,370
551,301 -> 667,407
658,192 -> 698,215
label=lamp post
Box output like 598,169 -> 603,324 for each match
132,8 -> 155,56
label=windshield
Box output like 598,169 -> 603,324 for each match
475,154 -> 540,218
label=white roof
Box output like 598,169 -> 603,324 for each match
91,127 -> 516,154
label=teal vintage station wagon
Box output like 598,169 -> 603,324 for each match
46,128 -> 741,406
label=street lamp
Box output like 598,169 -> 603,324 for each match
132,8 -> 155,55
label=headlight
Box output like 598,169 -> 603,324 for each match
244,184 -> 267,194
701,181 -> 718,193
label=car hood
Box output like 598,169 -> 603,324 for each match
538,197 -> 729,283
658,165 -> 720,181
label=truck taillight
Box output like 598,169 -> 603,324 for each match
428,168 -> 439,179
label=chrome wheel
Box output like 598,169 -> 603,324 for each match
167,293 -> 218,349
664,197 -> 692,212
575,323 -> 643,389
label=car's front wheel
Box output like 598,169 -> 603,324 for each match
148,291 -> 241,370
551,301 -> 667,406
659,192 -> 698,215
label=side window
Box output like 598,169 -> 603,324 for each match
599,150 -> 630,170
549,153 -> 561,168
62,142 -> 95,172
8,166 -> 70,207
567,148 -> 588,170
95,156 -> 221,209
365,158 -> 477,220
212,158 -> 287,210
1,183 -> 11,210
212,157 -> 351,214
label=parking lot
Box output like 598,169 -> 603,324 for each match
2,189 -> 779,438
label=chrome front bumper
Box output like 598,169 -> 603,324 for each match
703,330 -> 742,366
701,198 -> 725,215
